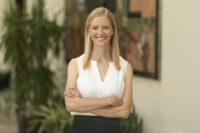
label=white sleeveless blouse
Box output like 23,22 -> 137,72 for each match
71,54 -> 128,116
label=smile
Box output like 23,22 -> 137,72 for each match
96,37 -> 106,41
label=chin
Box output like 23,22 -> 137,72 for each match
93,39 -> 110,46
94,42 -> 109,47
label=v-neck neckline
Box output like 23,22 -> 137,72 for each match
91,60 -> 112,85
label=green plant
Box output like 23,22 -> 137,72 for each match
0,1 -> 66,132
0,89 -> 17,115
121,104 -> 143,133
0,0 -> 64,114
28,102 -> 73,133
29,102 -> 142,133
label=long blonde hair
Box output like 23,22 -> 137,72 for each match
83,7 -> 121,70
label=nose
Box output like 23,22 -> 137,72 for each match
98,28 -> 104,35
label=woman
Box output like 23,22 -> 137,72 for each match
64,7 -> 133,133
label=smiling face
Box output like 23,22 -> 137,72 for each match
88,15 -> 113,47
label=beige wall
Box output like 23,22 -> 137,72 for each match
0,0 -> 200,133
134,0 -> 200,133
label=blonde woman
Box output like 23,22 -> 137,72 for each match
64,7 -> 133,133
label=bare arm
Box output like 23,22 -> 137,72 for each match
90,63 -> 133,119
64,59 -> 122,112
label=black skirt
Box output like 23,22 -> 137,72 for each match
70,115 -> 122,133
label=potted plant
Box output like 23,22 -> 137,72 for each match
28,101 -> 73,133
28,102 -> 142,133
0,0 -> 65,132
120,103 -> 143,133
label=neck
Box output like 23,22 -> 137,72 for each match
91,45 -> 111,62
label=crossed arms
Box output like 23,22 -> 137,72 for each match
64,59 -> 133,119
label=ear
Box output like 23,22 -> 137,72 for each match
87,27 -> 91,36
111,28 -> 114,36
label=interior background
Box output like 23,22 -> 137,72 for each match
0,0 -> 200,133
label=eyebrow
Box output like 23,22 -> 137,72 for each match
90,25 -> 111,27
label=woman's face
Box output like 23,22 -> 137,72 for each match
88,15 -> 113,47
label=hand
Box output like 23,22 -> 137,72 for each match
110,96 -> 122,107
64,88 -> 82,98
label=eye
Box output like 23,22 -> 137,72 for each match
103,26 -> 109,29
91,26 -> 98,30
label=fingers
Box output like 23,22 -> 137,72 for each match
64,88 -> 75,98
64,88 -> 81,98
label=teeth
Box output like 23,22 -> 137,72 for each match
96,37 -> 105,41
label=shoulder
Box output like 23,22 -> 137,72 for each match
126,63 -> 133,74
68,58 -> 77,66
68,58 -> 78,72
119,56 -> 126,63
68,54 -> 85,74
119,56 -> 133,76
68,54 -> 84,67
124,62 -> 133,79
68,55 -> 83,75
119,56 -> 128,67
119,56 -> 128,69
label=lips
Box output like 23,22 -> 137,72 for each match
96,37 -> 106,41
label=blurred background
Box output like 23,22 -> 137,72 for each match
0,0 -> 200,133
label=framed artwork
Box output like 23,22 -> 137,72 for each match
119,0 -> 161,79
85,0 -> 116,13
128,0 -> 142,17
